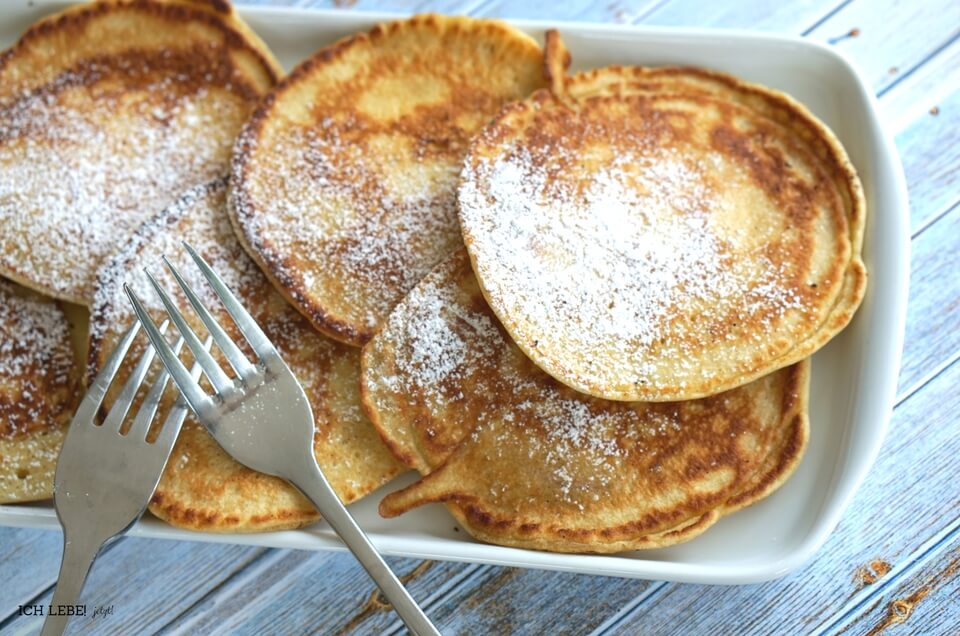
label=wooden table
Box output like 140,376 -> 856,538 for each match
2,0 -> 958,633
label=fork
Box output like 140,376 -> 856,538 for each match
124,242 -> 440,636
42,323 -> 206,636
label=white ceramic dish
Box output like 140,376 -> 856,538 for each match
0,2 -> 909,584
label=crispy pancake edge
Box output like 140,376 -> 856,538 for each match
377,360 -> 809,553
364,251 -> 812,553
459,64 -> 866,401
86,178 -> 404,532
228,13 -> 545,346
0,0 -> 281,305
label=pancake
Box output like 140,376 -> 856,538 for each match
0,280 -> 82,503
0,0 -> 281,305
88,178 -> 404,532
229,14 -> 547,346
362,251 -> 809,553
458,64 -> 866,402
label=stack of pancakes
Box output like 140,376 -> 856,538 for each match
0,4 -> 866,553
0,0 -> 279,506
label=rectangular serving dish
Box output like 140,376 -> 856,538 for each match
0,1 -> 910,584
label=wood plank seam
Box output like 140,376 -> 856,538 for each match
155,547 -> 299,634
405,562 -> 487,610
596,352 -> 960,634
876,29 -> 960,99
879,35 -> 960,131
896,345 -> 960,411
0,530 -> 124,628
809,511 -> 960,635
452,0 -> 490,17
379,563 -> 493,635
153,546 -> 274,635
450,0 -> 548,18
627,0 -> 679,25
799,0 -> 857,36
589,582 -> 670,636
912,199 -> 960,241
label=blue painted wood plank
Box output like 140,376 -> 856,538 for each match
837,539 -> 960,635
470,0 -> 658,23
236,0 -> 487,13
637,0 -> 844,32
597,354 -> 960,635
0,537 -> 264,635
898,205 -> 960,397
381,565 -> 658,635
161,552 -> 472,634
804,0 -> 960,93
880,35 -> 960,141
0,528 -> 61,619
896,88 -> 960,233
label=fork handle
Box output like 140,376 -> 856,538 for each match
289,463 -> 441,636
41,533 -> 102,636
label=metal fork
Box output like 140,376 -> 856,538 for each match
124,242 -> 440,636
42,323 -> 206,636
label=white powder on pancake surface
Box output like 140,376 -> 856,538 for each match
0,282 -> 74,436
232,120 -> 461,332
459,141 -> 809,391
373,256 -> 701,510
0,67 -> 246,301
380,274 -> 499,408
89,180 -> 269,352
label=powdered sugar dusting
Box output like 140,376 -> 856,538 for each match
0,57 -> 254,302
233,120 -> 461,333
458,113 -> 814,395
367,254 -> 745,512
88,178 -> 403,503
90,180 -> 270,357
380,272 -> 500,411
0,281 -> 77,438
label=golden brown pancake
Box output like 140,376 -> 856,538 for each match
0,280 -> 82,503
458,64 -> 866,402
363,252 -> 809,553
0,0 -> 280,305
88,178 -> 404,532
229,14 -> 547,346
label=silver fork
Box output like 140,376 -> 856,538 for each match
42,323 -> 206,636
124,242 -> 440,636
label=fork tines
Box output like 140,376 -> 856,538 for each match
83,320 -> 183,440
123,242 -> 279,417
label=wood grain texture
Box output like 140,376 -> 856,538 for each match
599,355 -> 960,635
897,205 -> 960,397
161,551 -> 476,635
0,528 -> 62,619
470,0 -> 659,22
232,0 -> 488,13
879,34 -> 960,131
804,0 -> 960,92
377,565 -> 658,635
896,88 -> 960,233
836,537 -> 960,635
0,536 -> 264,635
635,0 -> 844,32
